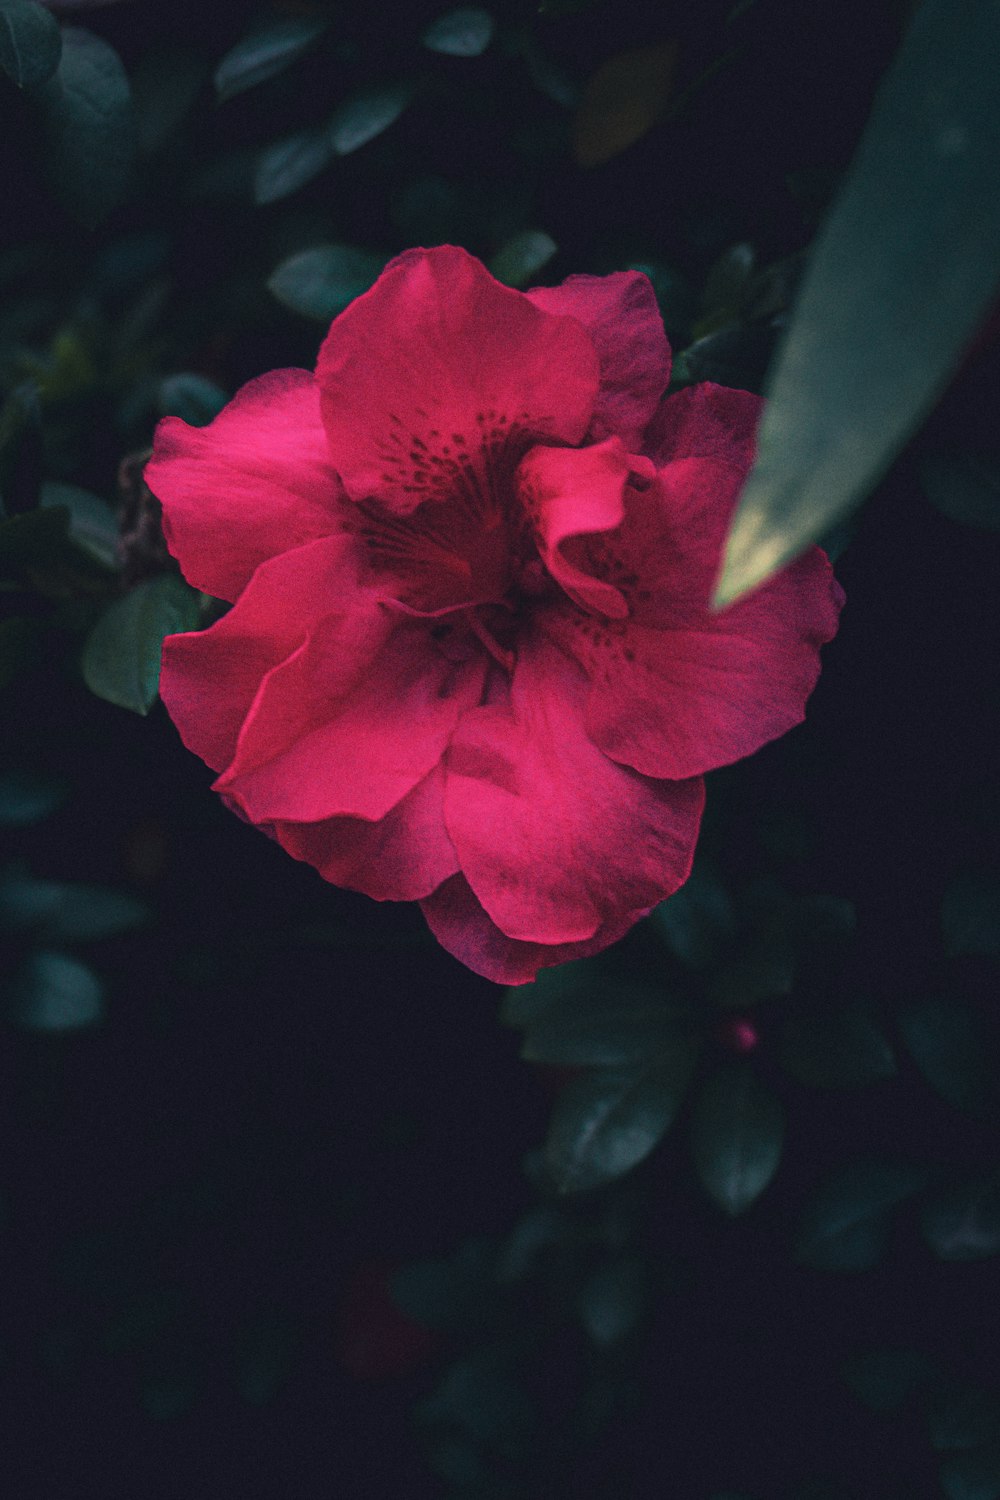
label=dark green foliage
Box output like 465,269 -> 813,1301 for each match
36,28 -> 135,229
81,574 -> 202,715
488,229 -> 557,287
158,374 -> 228,427
253,128 -> 334,206
328,83 -> 414,156
0,870 -> 145,941
942,875 -> 1000,957
897,996 -> 994,1114
7,948 -> 104,1030
0,768 -> 66,825
1,0 -> 998,1494
544,1058 -> 695,1193
520,984 -> 687,1067
213,17 -> 328,102
795,1161 -> 929,1271
690,1061 -> 784,1215
919,453 -> 1000,532
0,0 -> 61,90
422,9 -> 495,59
267,245 -> 387,321
780,1004 -> 896,1089
922,1176 -> 1000,1262
40,481 -> 118,568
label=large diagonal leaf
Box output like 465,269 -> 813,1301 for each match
713,0 -> 1000,606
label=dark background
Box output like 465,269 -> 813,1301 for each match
2,2 -> 999,1497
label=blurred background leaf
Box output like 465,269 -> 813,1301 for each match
0,0 -> 62,89
81,573 -> 200,714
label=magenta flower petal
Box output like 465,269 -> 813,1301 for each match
420,875 -> 658,986
526,270 -> 670,448
160,535 -> 355,773
443,635 -> 705,944
215,610 -> 487,826
516,436 -> 652,619
151,251 -> 842,983
146,369 -> 342,602
272,765 -> 458,903
316,245 -> 600,514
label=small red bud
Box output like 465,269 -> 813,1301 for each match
716,1016 -> 760,1054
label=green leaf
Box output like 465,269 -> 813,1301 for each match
328,82 -> 413,156
545,1058 -> 692,1193
919,452 -> 1000,531
40,481 -> 118,568
8,949 -> 105,1031
795,1160 -> 928,1271
423,8 -> 495,58
391,1237 -> 495,1332
502,960 -> 600,1028
0,504 -> 69,574
922,1175 -> 1000,1261
488,229 -> 557,288
577,1257 -> 644,1347
38,27 -> 136,229
81,573 -> 201,715
131,45 -> 208,156
942,874 -> 1000,956
779,1006 -> 896,1088
213,17 -> 328,101
0,872 -> 146,941
897,995 -> 993,1113
698,241 -> 756,328
649,861 -> 736,970
267,244 -> 386,322
713,0 -> 1000,606
0,380 -> 43,516
690,1061 -> 784,1215
253,128 -> 333,206
0,617 -> 43,691
420,1343 -> 533,1445
940,1445 -> 1000,1500
671,324 -> 776,395
842,1347 -> 937,1414
0,0 -> 61,89
158,374 -> 228,427
931,1383 -> 1000,1451
0,769 -> 66,826
522,984 -> 691,1067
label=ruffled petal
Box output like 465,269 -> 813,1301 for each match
526,270 -> 670,448
540,384 -> 844,779
643,380 -> 761,469
516,437 -> 653,620
316,246 -> 599,515
420,874 -> 659,986
442,633 -> 705,945
159,535 -> 356,774
272,764 -> 458,903
146,369 -> 344,603
216,608 -> 487,826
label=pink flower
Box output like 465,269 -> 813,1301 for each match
146,246 -> 843,984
